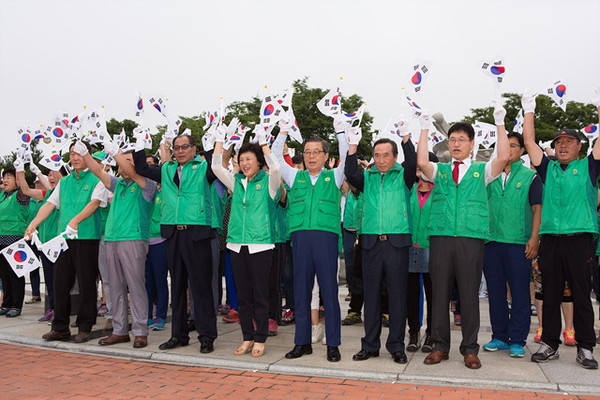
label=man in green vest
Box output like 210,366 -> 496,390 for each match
482,132 -> 542,358
344,122 -> 416,364
523,91 -> 600,369
273,118 -> 349,362
74,141 -> 157,349
133,133 -> 218,354
26,141 -> 108,344
417,105 -> 510,369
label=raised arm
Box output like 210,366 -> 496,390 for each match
74,141 -> 112,189
272,131 -> 298,188
416,114 -> 435,180
591,87 -> 600,160
263,145 -> 281,201
133,149 -> 162,183
29,162 -> 51,190
489,105 -> 510,177
334,128 -> 349,189
522,94 -> 543,167
401,138 -> 417,190
114,153 -> 146,188
14,160 -> 44,201
211,138 -> 236,193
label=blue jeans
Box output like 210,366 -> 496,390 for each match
145,241 -> 169,320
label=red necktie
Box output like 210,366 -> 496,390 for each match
452,161 -> 463,184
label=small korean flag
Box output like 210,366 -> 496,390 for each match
260,93 -> 286,126
545,80 -> 568,112
1,239 -> 41,278
481,58 -> 506,84
408,59 -> 432,94
317,87 -> 342,117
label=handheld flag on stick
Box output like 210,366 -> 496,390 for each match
0,239 -> 41,278
317,86 -> 342,117
134,92 -> 144,124
480,58 -> 506,85
260,92 -> 286,127
408,59 -> 432,94
544,80 -> 568,112
513,109 -> 524,134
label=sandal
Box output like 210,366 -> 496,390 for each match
6,309 -> 21,318
234,341 -> 254,355
252,343 -> 265,358
0,308 -> 10,316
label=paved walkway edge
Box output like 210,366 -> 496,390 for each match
3,332 -> 598,396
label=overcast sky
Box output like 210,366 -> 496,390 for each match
1,0 -> 599,156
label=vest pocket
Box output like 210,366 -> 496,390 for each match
318,199 -> 338,226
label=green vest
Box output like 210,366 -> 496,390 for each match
161,156 -> 212,226
211,182 -> 228,231
58,170 -> 103,240
287,169 -> 341,235
149,190 -> 163,239
29,199 -> 43,224
0,190 -> 29,236
540,158 -> 598,235
410,187 -> 433,248
227,169 -> 280,244
283,183 -> 291,242
343,193 -> 358,230
361,163 -> 411,235
356,192 -> 364,235
105,179 -> 154,242
100,203 -> 110,235
273,201 -> 287,244
428,162 -> 489,240
487,161 -> 536,244
38,189 -> 60,242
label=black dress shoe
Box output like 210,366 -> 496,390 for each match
327,346 -> 341,362
285,344 -> 312,359
352,349 -> 379,361
200,340 -> 214,354
393,351 -> 407,364
159,337 -> 188,350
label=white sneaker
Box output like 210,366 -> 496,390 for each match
321,325 -> 327,345
311,324 -> 324,344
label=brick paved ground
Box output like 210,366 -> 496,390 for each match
1,344 -> 599,400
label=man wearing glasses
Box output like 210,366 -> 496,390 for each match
416,107 -> 509,369
133,134 -> 218,354
272,118 -> 348,362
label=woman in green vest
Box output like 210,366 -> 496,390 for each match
0,166 -> 33,317
16,162 -> 67,323
211,126 -> 281,358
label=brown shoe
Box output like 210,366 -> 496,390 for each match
133,336 -> 148,348
74,331 -> 91,343
464,353 -> 482,369
424,350 -> 449,365
99,334 -> 131,346
42,329 -> 71,341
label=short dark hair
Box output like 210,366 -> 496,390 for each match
237,142 -> 266,170
146,155 -> 159,165
448,122 -> 475,141
304,137 -> 329,154
69,140 -> 92,153
373,138 -> 398,157
291,154 -> 303,165
173,134 -> 196,147
507,132 -> 525,148
3,167 -> 16,179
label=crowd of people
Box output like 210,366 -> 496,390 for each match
0,93 -> 599,371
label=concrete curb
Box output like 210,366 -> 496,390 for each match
3,332 -> 600,396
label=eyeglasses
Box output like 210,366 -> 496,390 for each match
304,150 -> 324,157
173,144 -> 192,151
449,138 -> 470,145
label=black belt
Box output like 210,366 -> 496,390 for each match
176,225 -> 188,230
378,235 -> 388,241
